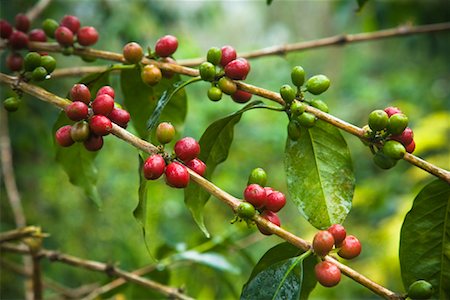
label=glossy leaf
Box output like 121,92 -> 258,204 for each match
284,120 -> 355,229
399,179 -> 450,300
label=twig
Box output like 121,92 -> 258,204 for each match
0,226 -> 45,243
51,66 -> 111,78
26,0 -> 52,22
31,254 -> 42,300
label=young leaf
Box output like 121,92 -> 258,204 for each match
284,120 -> 355,229
399,179 -> 450,300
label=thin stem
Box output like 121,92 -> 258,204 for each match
31,254 -> 42,300
26,0 -> 52,22
0,226 -> 45,243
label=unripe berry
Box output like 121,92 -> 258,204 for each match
257,210 -> 281,235
383,140 -> 406,160
390,127 -> 414,146
65,101 -> 89,121
83,134 -> 103,151
154,35 -> 178,57
109,107 -> 130,128
24,52 -> 42,72
141,64 -> 162,86
42,18 -> 59,38
408,280 -> 433,300
231,90 -> 252,103
89,115 -> 112,136
305,75 -> 330,95
291,66 -> 306,87
206,47 -> 222,65
6,52 -> 23,72
310,99 -> 329,113
338,235 -> 362,259
28,29 -> 47,42
387,113 -> 408,135
218,77 -> 237,95
280,84 -> 296,103
237,202 -> 256,219
92,94 -> 115,116
199,62 -> 216,81
0,20 -> 13,39
207,86 -> 222,102
287,120 -> 301,141
405,140 -> 416,154
313,230 -> 335,257
70,120 -> 90,142
327,224 -> 346,247
174,137 -> 200,161
3,97 -> 21,112
315,261 -> 341,287
15,13 -> 30,32
55,125 -> 75,147
265,191 -> 286,212
384,106 -> 402,117
368,109 -> 389,131
96,85 -> 115,98
9,31 -> 29,49
373,150 -> 397,169
165,162 -> 190,188
123,42 -> 144,64
290,100 -> 306,116
224,58 -> 250,80
220,45 -> 237,67
143,154 -> 166,180
186,158 -> 207,176
77,26 -> 99,46
31,66 -> 48,81
297,112 -> 316,128
247,167 -> 267,186
60,15 -> 80,34
156,122 -> 175,144
55,26 -> 74,46
244,184 -> 266,209
70,84 -> 91,104
41,55 -> 56,73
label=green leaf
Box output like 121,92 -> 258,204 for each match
133,154 -> 149,229
172,251 -> 240,274
284,120 -> 355,229
77,71 -> 111,96
399,179 -> 450,300
356,0 -> 369,11
267,0 -> 274,5
184,101 -> 264,237
53,112 -> 101,206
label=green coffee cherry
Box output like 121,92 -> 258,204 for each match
218,77 -> 237,95
207,86 -> 222,102
40,55 -> 56,73
199,62 -> 216,82
387,113 -> 408,135
248,167 -> 267,186
70,121 -> 90,142
305,75 -> 330,95
373,151 -> 397,169
408,280 -> 433,300
156,122 -> 175,145
291,66 -> 305,87
81,54 -> 97,62
297,112 -> 316,128
206,47 -> 222,65
287,120 -> 301,140
24,52 -> 42,72
290,100 -> 307,116
3,97 -> 21,112
368,109 -> 389,131
311,99 -> 329,113
280,84 -> 296,103
42,18 -> 59,38
31,66 -> 47,81
237,202 -> 256,219
383,140 -> 406,160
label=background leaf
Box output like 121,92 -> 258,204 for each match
284,120 -> 355,229
356,0 -> 370,11
399,179 -> 450,299
172,251 -> 240,274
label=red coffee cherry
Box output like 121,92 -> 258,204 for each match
15,13 -> 30,32
390,127 -> 414,146
257,210 -> 281,235
89,115 -> 112,136
6,52 -> 23,71
28,29 -> 47,42
55,125 -> 75,147
165,161 -> 190,188
327,224 -> 346,247
109,107 -> 130,128
123,42 -> 144,64
405,139 -> 416,154
186,158 -> 207,176
96,86 -> 115,98
384,106 -> 402,117
155,35 -> 178,57
0,20 -> 13,39
224,58 -> 250,80
77,26 -> 99,46
70,83 -> 91,104
313,230 -> 335,257
315,261 -> 341,287
156,122 -> 175,144
55,26 -> 74,46
338,235 -> 362,259
174,137 -> 200,162
92,94 -> 114,116
60,15 -> 80,34
143,154 -> 166,180
231,90 -> 252,103
65,101 -> 89,121
265,191 -> 286,212
83,134 -> 103,151
220,45 -> 237,67
244,184 -> 267,209
8,30 -> 29,49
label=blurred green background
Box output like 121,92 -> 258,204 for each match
1,0 -> 449,299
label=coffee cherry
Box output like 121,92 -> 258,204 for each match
291,66 -> 306,87
28,29 -> 47,42
218,77 -> 237,95
89,115 -> 112,136
313,230 -> 335,257
368,109 -> 389,131
220,45 -> 237,67
338,235 -> 362,259
42,18 -> 58,38
257,210 -> 281,235
31,66 -> 48,81
408,280 -> 433,300
265,191 -> 286,212
390,127 -> 414,146
297,112 -> 316,128
24,52 -> 42,72
3,97 -> 21,112
96,85 -> 115,98
60,15 -> 80,34
237,202 -> 256,219
383,140 -> 406,160
244,184 -> 266,209
9,30 -> 29,49
384,106 -> 402,117
199,62 -> 216,81
83,134 -> 103,151
405,140 -> 416,154
156,122 -> 175,144
290,100 -> 307,116
174,137 -> 200,162
92,94 -> 114,116
373,151 -> 397,169
247,167 -> 267,186
55,125 -> 75,147
143,154 -> 166,180
15,13 -> 30,32
264,186 -> 275,195
6,52 -> 23,71
287,120 -> 301,141
310,99 -> 329,113
141,64 -> 162,86
40,55 -> 56,73
206,47 -> 222,65
315,261 -> 341,287
306,75 -> 330,95
231,90 -> 252,103
70,84 -> 91,104
327,224 -> 346,247
70,121 -> 90,142
65,101 -> 89,121
123,42 -> 144,64
109,107 -> 130,128
155,35 -> 178,57
224,58 -> 250,80
55,26 -> 74,46
77,26 -> 99,46
0,20 -> 13,39
165,161 -> 190,188
280,84 -> 296,103
186,158 -> 207,176
207,86 -> 222,102
387,113 -> 408,135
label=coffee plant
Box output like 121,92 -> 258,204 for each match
1,1 -> 449,300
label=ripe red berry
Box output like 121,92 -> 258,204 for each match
231,90 -> 252,103
220,45 -> 237,67
174,137 -> 200,162
0,19 -> 13,39
143,154 -> 166,180
224,58 -> 250,80
155,35 -> 178,57
165,161 -> 190,188
15,13 -> 30,32
77,26 -> 99,46
405,139 -> 416,154
327,224 -> 346,247
96,86 -> 115,98
315,261 -> 341,287
108,107 -> 130,128
92,94 -> 114,116
55,26 -> 74,46
123,42 -> 144,64
313,230 -> 335,257
384,106 -> 402,117
156,122 -> 175,144
186,158 -> 207,176
244,184 -> 267,209
55,125 -> 75,147
390,127 -> 414,146
257,210 -> 281,235
8,30 -> 29,49
338,235 -> 362,259
60,15 -> 80,34
70,84 -> 91,104
89,115 -> 112,136
28,29 -> 47,42
6,52 -> 23,71
83,134 -> 103,151
265,191 -> 286,212
65,101 -> 89,121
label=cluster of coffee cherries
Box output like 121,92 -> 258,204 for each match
55,84 -> 130,151
282,66 -> 331,141
143,122 -> 206,188
235,168 -> 287,235
364,106 -> 415,169
198,45 -> 253,104
313,224 -> 361,287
